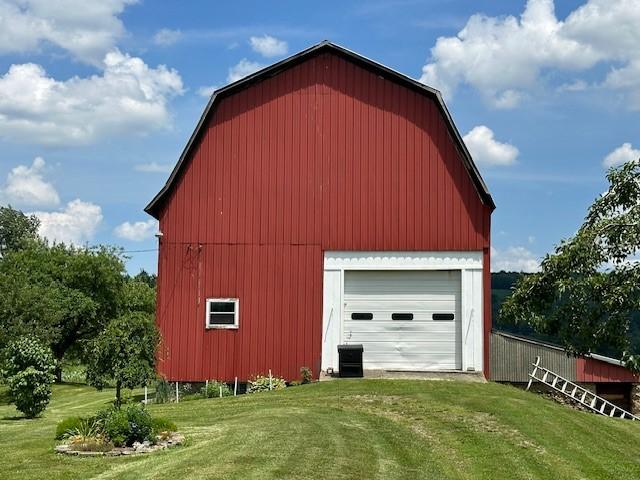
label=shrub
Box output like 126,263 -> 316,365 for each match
102,408 -> 129,447
66,417 -> 112,452
101,404 -> 153,447
2,336 -> 56,418
247,374 -> 287,393
125,404 -> 153,444
201,380 -> 232,398
56,416 -> 83,439
152,417 -> 177,440
300,367 -> 313,384
154,378 -> 171,404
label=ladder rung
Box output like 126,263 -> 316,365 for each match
529,358 -> 639,421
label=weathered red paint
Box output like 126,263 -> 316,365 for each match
154,51 -> 492,381
576,357 -> 639,383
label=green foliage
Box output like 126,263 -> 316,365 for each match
154,378 -> 171,404
2,336 -> 55,417
501,160 -> 640,370
55,416 -> 83,439
120,279 -> 156,315
61,362 -> 86,384
152,417 -> 177,436
132,269 -> 157,289
85,312 -> 159,407
300,367 -> 312,384
202,380 -> 232,398
0,205 -> 39,256
247,374 -> 287,393
0,242 -> 126,378
100,404 -> 153,447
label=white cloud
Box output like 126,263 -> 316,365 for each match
420,0 -> 640,108
33,199 -> 103,245
558,79 -> 588,92
463,126 -> 519,166
134,162 -> 173,173
602,143 -> 640,168
114,219 -> 157,241
227,59 -> 263,83
249,35 -> 288,57
197,85 -> 218,98
491,246 -> 540,272
0,50 -> 184,146
0,0 -> 136,64
153,28 -> 182,46
1,157 -> 60,207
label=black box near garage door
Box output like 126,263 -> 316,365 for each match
338,344 -> 364,378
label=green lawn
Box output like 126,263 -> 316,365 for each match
1,380 -> 640,479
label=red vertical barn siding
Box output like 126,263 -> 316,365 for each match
576,357 -> 639,383
156,51 -> 491,381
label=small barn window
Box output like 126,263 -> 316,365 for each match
206,298 -> 239,329
392,313 -> 413,321
432,313 -> 454,321
351,312 -> 373,320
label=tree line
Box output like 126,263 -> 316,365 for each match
0,206 -> 159,416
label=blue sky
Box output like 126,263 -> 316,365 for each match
0,0 -> 638,274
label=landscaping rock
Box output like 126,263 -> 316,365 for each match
56,432 -> 184,457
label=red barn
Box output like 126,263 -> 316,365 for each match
145,42 -> 494,382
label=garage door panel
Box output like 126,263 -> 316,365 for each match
345,322 -> 457,335
356,343 -> 458,355
345,300 -> 456,312
343,270 -> 461,370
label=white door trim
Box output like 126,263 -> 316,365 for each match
322,251 -> 484,373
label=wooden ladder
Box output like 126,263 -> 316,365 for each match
526,356 -> 639,420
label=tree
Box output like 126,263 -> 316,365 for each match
501,160 -> 640,371
2,336 -> 56,418
0,206 -> 40,257
132,269 -> 157,289
0,243 -> 126,380
85,311 -> 160,407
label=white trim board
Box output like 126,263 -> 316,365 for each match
324,251 -> 483,270
321,251 -> 484,373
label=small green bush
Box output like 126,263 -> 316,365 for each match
56,416 -> 83,439
102,408 -> 129,446
152,417 -> 177,436
154,378 -> 171,404
247,374 -> 287,393
300,367 -> 313,384
2,336 -> 56,418
126,404 -> 153,444
100,404 -> 153,447
201,380 -> 232,398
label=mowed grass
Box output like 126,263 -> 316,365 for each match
1,380 -> 640,479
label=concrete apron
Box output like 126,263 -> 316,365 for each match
320,370 -> 486,383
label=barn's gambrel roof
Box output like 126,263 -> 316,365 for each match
145,41 -> 495,218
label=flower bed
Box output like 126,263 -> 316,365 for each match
55,432 -> 184,456
54,404 -> 181,456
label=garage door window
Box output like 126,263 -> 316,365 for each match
351,312 -> 373,320
432,313 -> 454,321
206,298 -> 239,329
392,313 -> 413,321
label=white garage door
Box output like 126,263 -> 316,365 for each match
343,270 -> 462,370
